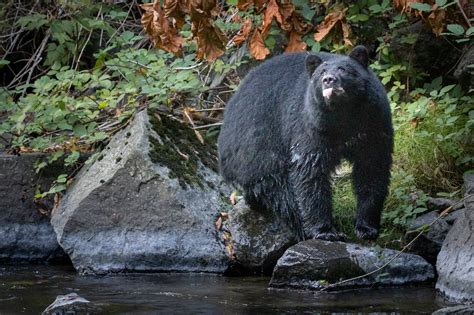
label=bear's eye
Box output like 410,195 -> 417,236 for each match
337,67 -> 346,73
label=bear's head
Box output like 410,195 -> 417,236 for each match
305,46 -> 370,111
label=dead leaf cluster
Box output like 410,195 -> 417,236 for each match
235,0 -> 313,59
140,0 -> 227,61
314,9 -> 352,47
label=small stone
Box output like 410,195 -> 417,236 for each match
42,293 -> 98,315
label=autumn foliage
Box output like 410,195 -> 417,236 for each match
140,0 -> 470,61
140,0 -> 317,61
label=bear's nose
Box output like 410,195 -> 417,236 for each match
322,74 -> 337,85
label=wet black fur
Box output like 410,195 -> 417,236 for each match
218,46 -> 393,241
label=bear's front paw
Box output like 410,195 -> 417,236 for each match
355,223 -> 379,240
310,227 -> 346,242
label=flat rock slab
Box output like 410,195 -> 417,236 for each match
51,110 -> 296,274
270,239 -> 434,291
0,153 -> 66,263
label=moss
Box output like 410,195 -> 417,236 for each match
148,109 -> 218,189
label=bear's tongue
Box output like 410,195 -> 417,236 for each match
323,88 -> 333,99
323,87 -> 345,100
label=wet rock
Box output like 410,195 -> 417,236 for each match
432,305 -> 474,315
390,21 -> 462,79
404,209 -> 459,265
269,240 -> 434,291
42,293 -> 99,314
0,153 -> 67,263
426,197 -> 463,212
404,196 -> 465,265
436,173 -> 474,303
454,44 -> 474,91
51,110 -> 294,274
220,200 -> 297,275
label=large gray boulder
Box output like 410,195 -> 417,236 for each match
436,174 -> 474,304
0,153 -> 66,262
52,110 -> 296,274
270,239 -> 434,291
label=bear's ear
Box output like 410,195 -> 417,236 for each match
305,54 -> 322,76
349,45 -> 369,68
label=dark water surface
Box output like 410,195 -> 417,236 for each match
0,265 -> 446,314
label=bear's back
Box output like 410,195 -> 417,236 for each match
217,53 -> 311,184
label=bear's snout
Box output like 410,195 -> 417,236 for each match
322,74 -> 337,87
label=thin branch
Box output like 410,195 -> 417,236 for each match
456,0 -> 472,28
193,122 -> 223,130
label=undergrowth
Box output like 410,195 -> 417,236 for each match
0,0 -> 472,243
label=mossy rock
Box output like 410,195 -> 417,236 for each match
148,109 -> 218,189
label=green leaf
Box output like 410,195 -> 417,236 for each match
439,84 -> 456,96
48,151 -> 64,163
56,174 -> 68,184
467,27 -> 474,36
311,41 -> 321,53
446,24 -> 465,35
446,116 -> 459,124
0,59 -> 10,70
435,0 -> 447,6
369,5 -> 382,13
73,124 -> 87,137
16,14 -> 48,30
352,14 -> 370,22
65,151 -> 80,166
98,101 -> 108,109
409,3 -> 432,12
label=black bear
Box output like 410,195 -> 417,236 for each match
217,46 -> 393,241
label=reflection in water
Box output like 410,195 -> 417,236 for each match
0,265 -> 444,314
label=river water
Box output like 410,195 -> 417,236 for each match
1,265 -> 447,314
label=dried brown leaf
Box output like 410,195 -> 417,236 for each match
285,31 -> 307,53
254,0 -> 268,12
188,0 -> 227,61
313,11 -> 343,42
261,0 -> 283,36
164,0 -> 187,29
427,7 -> 445,36
232,17 -> 253,45
195,21 -> 227,61
341,20 -> 353,47
140,0 -> 185,54
237,0 -> 254,11
291,11 -> 313,34
230,191 -> 239,205
215,216 -> 223,230
249,29 -> 270,60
